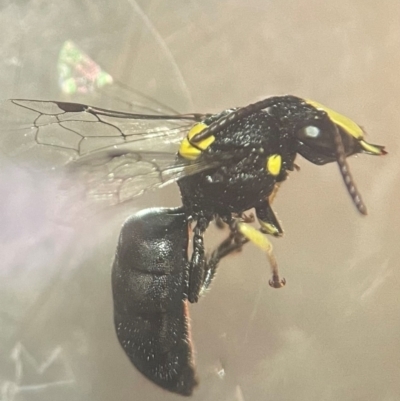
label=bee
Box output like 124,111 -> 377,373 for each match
0,94 -> 386,396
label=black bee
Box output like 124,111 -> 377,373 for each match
0,95 -> 386,396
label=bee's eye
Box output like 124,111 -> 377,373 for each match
296,124 -> 333,150
298,125 -> 321,139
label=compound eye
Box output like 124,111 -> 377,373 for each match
299,125 -> 320,139
296,124 -> 333,150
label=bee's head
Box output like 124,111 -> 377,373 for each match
295,100 -> 386,165
292,99 -> 386,215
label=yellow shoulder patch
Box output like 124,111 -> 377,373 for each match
178,123 -> 215,160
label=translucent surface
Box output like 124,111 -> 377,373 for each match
0,1 -> 399,400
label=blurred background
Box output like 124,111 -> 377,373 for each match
0,1 -> 399,400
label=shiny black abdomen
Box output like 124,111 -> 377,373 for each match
111,208 -> 197,396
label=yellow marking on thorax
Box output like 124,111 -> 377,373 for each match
266,154 -> 282,176
178,123 -> 215,160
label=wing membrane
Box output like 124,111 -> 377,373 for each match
1,99 -> 201,164
0,99 -> 215,219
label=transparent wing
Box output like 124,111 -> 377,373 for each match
0,99 -> 215,219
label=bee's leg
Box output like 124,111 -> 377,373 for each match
200,207 -> 284,293
236,220 -> 286,289
201,224 -> 249,293
188,217 -> 209,303
214,215 -> 225,229
255,201 -> 284,237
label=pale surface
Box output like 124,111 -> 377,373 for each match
0,1 -> 399,400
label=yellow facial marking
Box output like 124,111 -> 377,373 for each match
178,123 -> 215,160
266,154 -> 282,176
307,99 -> 385,156
306,99 -> 364,140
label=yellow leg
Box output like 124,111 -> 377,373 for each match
236,221 -> 286,288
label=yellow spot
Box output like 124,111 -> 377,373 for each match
259,220 -> 280,236
306,99 -> 364,140
266,154 -> 281,176
178,123 -> 215,160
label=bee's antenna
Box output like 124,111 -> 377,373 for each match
332,124 -> 368,215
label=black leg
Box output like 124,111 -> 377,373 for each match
201,227 -> 249,292
255,200 -> 283,237
188,217 -> 209,303
188,209 -> 286,303
214,215 -> 226,229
